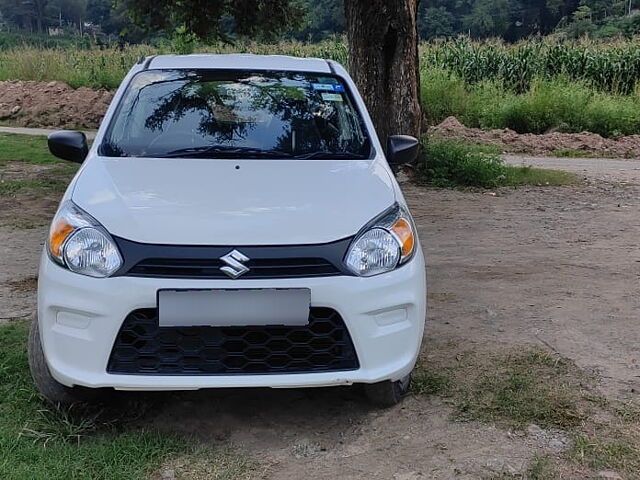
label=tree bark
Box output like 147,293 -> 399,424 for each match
344,0 -> 422,152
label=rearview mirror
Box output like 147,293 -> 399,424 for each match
48,131 -> 88,164
387,135 -> 420,169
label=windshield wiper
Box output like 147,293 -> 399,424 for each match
152,145 -> 294,159
293,151 -> 369,160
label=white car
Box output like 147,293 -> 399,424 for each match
29,54 -> 427,407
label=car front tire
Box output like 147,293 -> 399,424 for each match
28,317 -> 98,406
363,373 -> 412,408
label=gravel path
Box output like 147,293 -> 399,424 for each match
0,126 -> 96,139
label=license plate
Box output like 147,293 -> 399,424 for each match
158,288 -> 311,327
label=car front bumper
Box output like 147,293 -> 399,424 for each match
37,249 -> 427,390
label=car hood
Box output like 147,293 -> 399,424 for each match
71,157 -> 397,245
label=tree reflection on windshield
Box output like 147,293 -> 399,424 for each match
102,70 -> 371,159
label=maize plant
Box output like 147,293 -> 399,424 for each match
420,37 -> 640,95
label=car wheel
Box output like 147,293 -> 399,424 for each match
363,373 -> 412,408
28,317 -> 98,406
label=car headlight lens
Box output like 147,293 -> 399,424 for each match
345,204 -> 416,277
47,201 -> 122,278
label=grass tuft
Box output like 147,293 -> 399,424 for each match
570,434 -> 640,474
502,165 -> 578,186
420,138 -> 507,188
454,350 -> 585,428
411,368 -> 451,396
552,148 -> 595,158
0,178 -> 70,196
420,138 -> 577,189
413,348 -> 590,429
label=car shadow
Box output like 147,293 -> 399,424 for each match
102,385 -> 377,451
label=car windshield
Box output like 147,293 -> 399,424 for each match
100,69 -> 372,159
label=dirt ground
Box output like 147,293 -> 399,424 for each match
1,154 -> 639,478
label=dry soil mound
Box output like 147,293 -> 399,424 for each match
0,80 -> 113,129
430,116 -> 640,158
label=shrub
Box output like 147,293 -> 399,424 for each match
491,77 -> 640,136
420,138 -> 577,188
420,138 -> 507,188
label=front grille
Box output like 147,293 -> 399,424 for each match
112,236 -> 352,280
107,308 -> 359,375
128,257 -> 340,279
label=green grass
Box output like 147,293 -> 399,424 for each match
0,134 -> 77,196
413,348 -> 589,429
420,138 -> 577,188
503,166 -> 578,186
0,134 -> 62,166
0,321 -> 251,480
0,178 -> 70,196
454,350 -> 586,428
552,149 -> 595,158
411,368 -> 451,396
570,434 -> 640,474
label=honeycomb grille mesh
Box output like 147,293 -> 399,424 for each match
107,308 -> 359,375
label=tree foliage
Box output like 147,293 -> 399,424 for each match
1,0 -> 640,41
119,0 -> 306,42
418,0 -> 640,40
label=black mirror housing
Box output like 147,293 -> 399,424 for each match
48,131 -> 88,164
387,135 -> 420,169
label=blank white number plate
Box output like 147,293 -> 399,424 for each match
158,288 -> 311,327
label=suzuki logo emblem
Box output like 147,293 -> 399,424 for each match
220,250 -> 250,279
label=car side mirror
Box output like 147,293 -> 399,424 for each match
48,131 -> 88,164
387,135 -> 420,170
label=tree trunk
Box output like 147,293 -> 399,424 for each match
344,0 -> 422,152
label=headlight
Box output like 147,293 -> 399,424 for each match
345,204 -> 417,277
47,201 -> 122,278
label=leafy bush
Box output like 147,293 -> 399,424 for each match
420,138 -> 576,188
420,138 -> 507,188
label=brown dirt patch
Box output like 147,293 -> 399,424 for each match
0,162 -> 74,226
5,275 -> 38,293
0,80 -> 112,129
0,162 -> 71,321
0,161 -> 51,181
430,116 -> 640,158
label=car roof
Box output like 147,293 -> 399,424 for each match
147,54 -> 333,73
